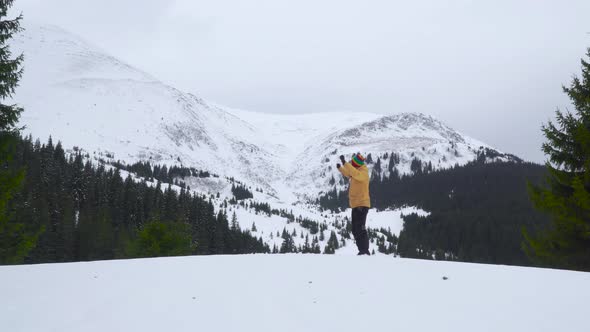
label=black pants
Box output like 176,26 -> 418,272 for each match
351,206 -> 370,254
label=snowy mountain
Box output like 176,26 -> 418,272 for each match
9,23 -> 521,253
11,24 -> 284,193
11,23 -> 518,202
1,255 -> 588,332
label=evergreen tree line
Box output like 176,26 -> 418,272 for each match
2,135 -> 269,264
272,228 -> 322,254
247,201 -> 272,216
231,183 -> 253,200
111,160 -> 212,184
370,228 -> 398,255
267,227 -> 342,254
297,217 -> 327,235
225,196 -> 299,225
318,159 -> 551,266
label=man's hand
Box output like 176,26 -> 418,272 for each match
339,155 -> 346,164
336,163 -> 341,169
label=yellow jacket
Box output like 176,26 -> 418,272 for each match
338,163 -> 371,208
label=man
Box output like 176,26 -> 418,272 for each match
337,153 -> 371,255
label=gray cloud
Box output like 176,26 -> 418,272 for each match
14,0 -> 590,162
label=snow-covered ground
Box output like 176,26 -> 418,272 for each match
1,255 -> 588,332
363,206 -> 430,235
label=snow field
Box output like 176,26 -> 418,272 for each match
1,255 -> 588,332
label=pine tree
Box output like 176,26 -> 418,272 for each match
230,212 -> 239,231
280,228 -> 296,253
302,234 -> 310,253
0,1 -> 22,133
525,48 -> 590,271
0,3 -> 37,264
323,231 -> 340,254
312,236 -> 321,253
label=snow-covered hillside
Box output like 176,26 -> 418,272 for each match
11,24 -> 287,195
1,255 -> 588,332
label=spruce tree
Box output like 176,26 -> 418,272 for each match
230,212 -> 238,231
0,0 -> 22,133
280,229 -> 295,253
525,48 -> 590,271
0,2 -> 35,264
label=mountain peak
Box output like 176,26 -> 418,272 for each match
13,22 -> 157,85
341,112 -> 465,144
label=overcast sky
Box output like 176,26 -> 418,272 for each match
13,0 -> 590,162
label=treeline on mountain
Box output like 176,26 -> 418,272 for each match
231,183 -> 253,200
111,160 -> 213,187
267,227 -> 331,254
2,135 -> 269,264
318,160 -> 551,266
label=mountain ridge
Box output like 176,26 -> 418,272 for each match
11,22 -> 521,204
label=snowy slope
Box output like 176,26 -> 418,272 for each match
1,255 -> 588,332
11,23 -> 283,195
